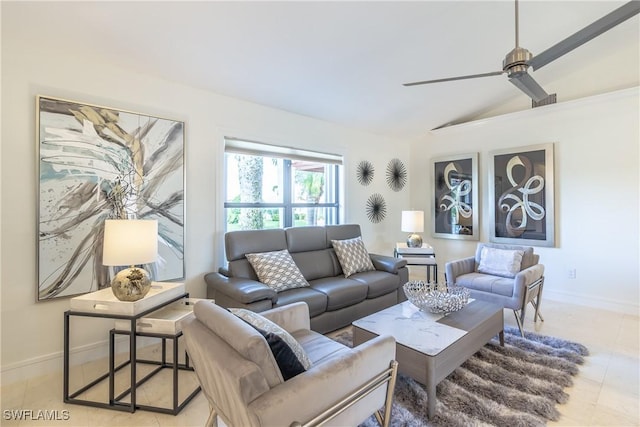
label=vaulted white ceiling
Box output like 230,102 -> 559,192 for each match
4,1 -> 639,139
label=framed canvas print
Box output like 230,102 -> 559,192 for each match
37,95 -> 185,301
431,152 -> 479,240
489,143 -> 554,247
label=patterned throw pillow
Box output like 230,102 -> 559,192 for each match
230,308 -> 313,378
331,236 -> 375,278
478,247 -> 524,278
245,249 -> 310,292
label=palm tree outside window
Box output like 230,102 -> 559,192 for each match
224,138 -> 342,231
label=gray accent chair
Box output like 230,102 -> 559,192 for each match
183,300 -> 398,427
445,242 -> 544,336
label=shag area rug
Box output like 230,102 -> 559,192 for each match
332,326 -> 589,427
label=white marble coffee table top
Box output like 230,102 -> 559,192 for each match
352,300 -> 468,355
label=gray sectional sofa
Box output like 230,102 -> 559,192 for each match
205,224 -> 409,333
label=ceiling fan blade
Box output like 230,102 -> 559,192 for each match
509,72 -> 549,102
403,71 -> 504,87
528,1 -> 640,71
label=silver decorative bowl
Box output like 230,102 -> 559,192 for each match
403,281 -> 470,314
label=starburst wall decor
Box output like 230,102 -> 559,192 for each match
386,158 -> 407,192
356,160 -> 374,186
365,193 -> 387,223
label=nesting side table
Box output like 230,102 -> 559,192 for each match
64,282 -> 200,414
394,242 -> 437,282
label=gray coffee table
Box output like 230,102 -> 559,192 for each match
353,299 -> 504,419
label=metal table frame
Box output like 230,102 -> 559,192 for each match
63,293 -> 200,414
394,247 -> 438,282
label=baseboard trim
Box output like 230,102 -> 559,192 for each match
544,289 -> 639,316
0,336 -> 154,386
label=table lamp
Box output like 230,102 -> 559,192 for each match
401,210 -> 424,248
102,219 -> 158,301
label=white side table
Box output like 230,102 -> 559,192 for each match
394,243 -> 437,282
64,282 -> 199,414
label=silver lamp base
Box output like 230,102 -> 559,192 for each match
406,233 -> 423,248
111,267 -> 152,302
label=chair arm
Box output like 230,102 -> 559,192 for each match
513,264 -> 545,301
370,253 -> 407,274
248,335 -> 396,426
204,272 -> 277,305
260,302 -> 311,333
445,256 -> 476,284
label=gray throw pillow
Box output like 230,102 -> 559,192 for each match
230,308 -> 312,371
331,236 -> 375,278
245,249 -> 310,292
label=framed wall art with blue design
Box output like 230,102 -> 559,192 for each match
36,95 -> 185,301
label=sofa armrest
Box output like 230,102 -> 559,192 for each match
445,256 -> 476,284
204,272 -> 277,305
369,253 -> 407,274
260,302 -> 311,333
248,335 -> 396,426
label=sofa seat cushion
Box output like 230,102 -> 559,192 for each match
274,287 -> 328,318
350,270 -> 400,299
454,272 -> 514,297
292,329 -> 350,366
309,277 -> 368,311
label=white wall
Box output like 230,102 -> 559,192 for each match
0,33 -> 410,382
409,88 -> 639,315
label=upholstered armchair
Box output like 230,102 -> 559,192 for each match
445,242 -> 544,337
183,300 -> 398,427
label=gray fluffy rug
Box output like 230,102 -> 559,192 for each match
332,326 -> 589,427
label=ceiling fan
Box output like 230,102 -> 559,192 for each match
404,1 -> 640,105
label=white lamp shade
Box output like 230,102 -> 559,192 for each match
102,219 -> 158,266
401,210 -> 424,233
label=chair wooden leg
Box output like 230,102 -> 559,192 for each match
206,406 -> 218,427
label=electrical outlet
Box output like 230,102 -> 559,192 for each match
567,268 -> 577,279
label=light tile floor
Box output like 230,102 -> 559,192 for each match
1,299 -> 638,426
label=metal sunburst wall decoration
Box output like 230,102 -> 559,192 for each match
366,193 -> 387,223
356,160 -> 375,186
386,158 -> 407,192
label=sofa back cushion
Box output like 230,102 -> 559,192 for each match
225,229 -> 287,261
286,225 -> 354,279
326,224 -> 363,243
193,300 -> 284,388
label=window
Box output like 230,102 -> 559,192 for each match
224,138 -> 342,231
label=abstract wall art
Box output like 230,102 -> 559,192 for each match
431,153 -> 479,240
37,95 -> 185,300
489,143 -> 555,247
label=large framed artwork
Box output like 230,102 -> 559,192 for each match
431,152 -> 479,240
37,95 -> 185,301
489,143 -> 554,247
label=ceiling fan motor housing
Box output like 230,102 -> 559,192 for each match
503,46 -> 533,77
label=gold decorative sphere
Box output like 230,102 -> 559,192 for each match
111,267 -> 151,301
